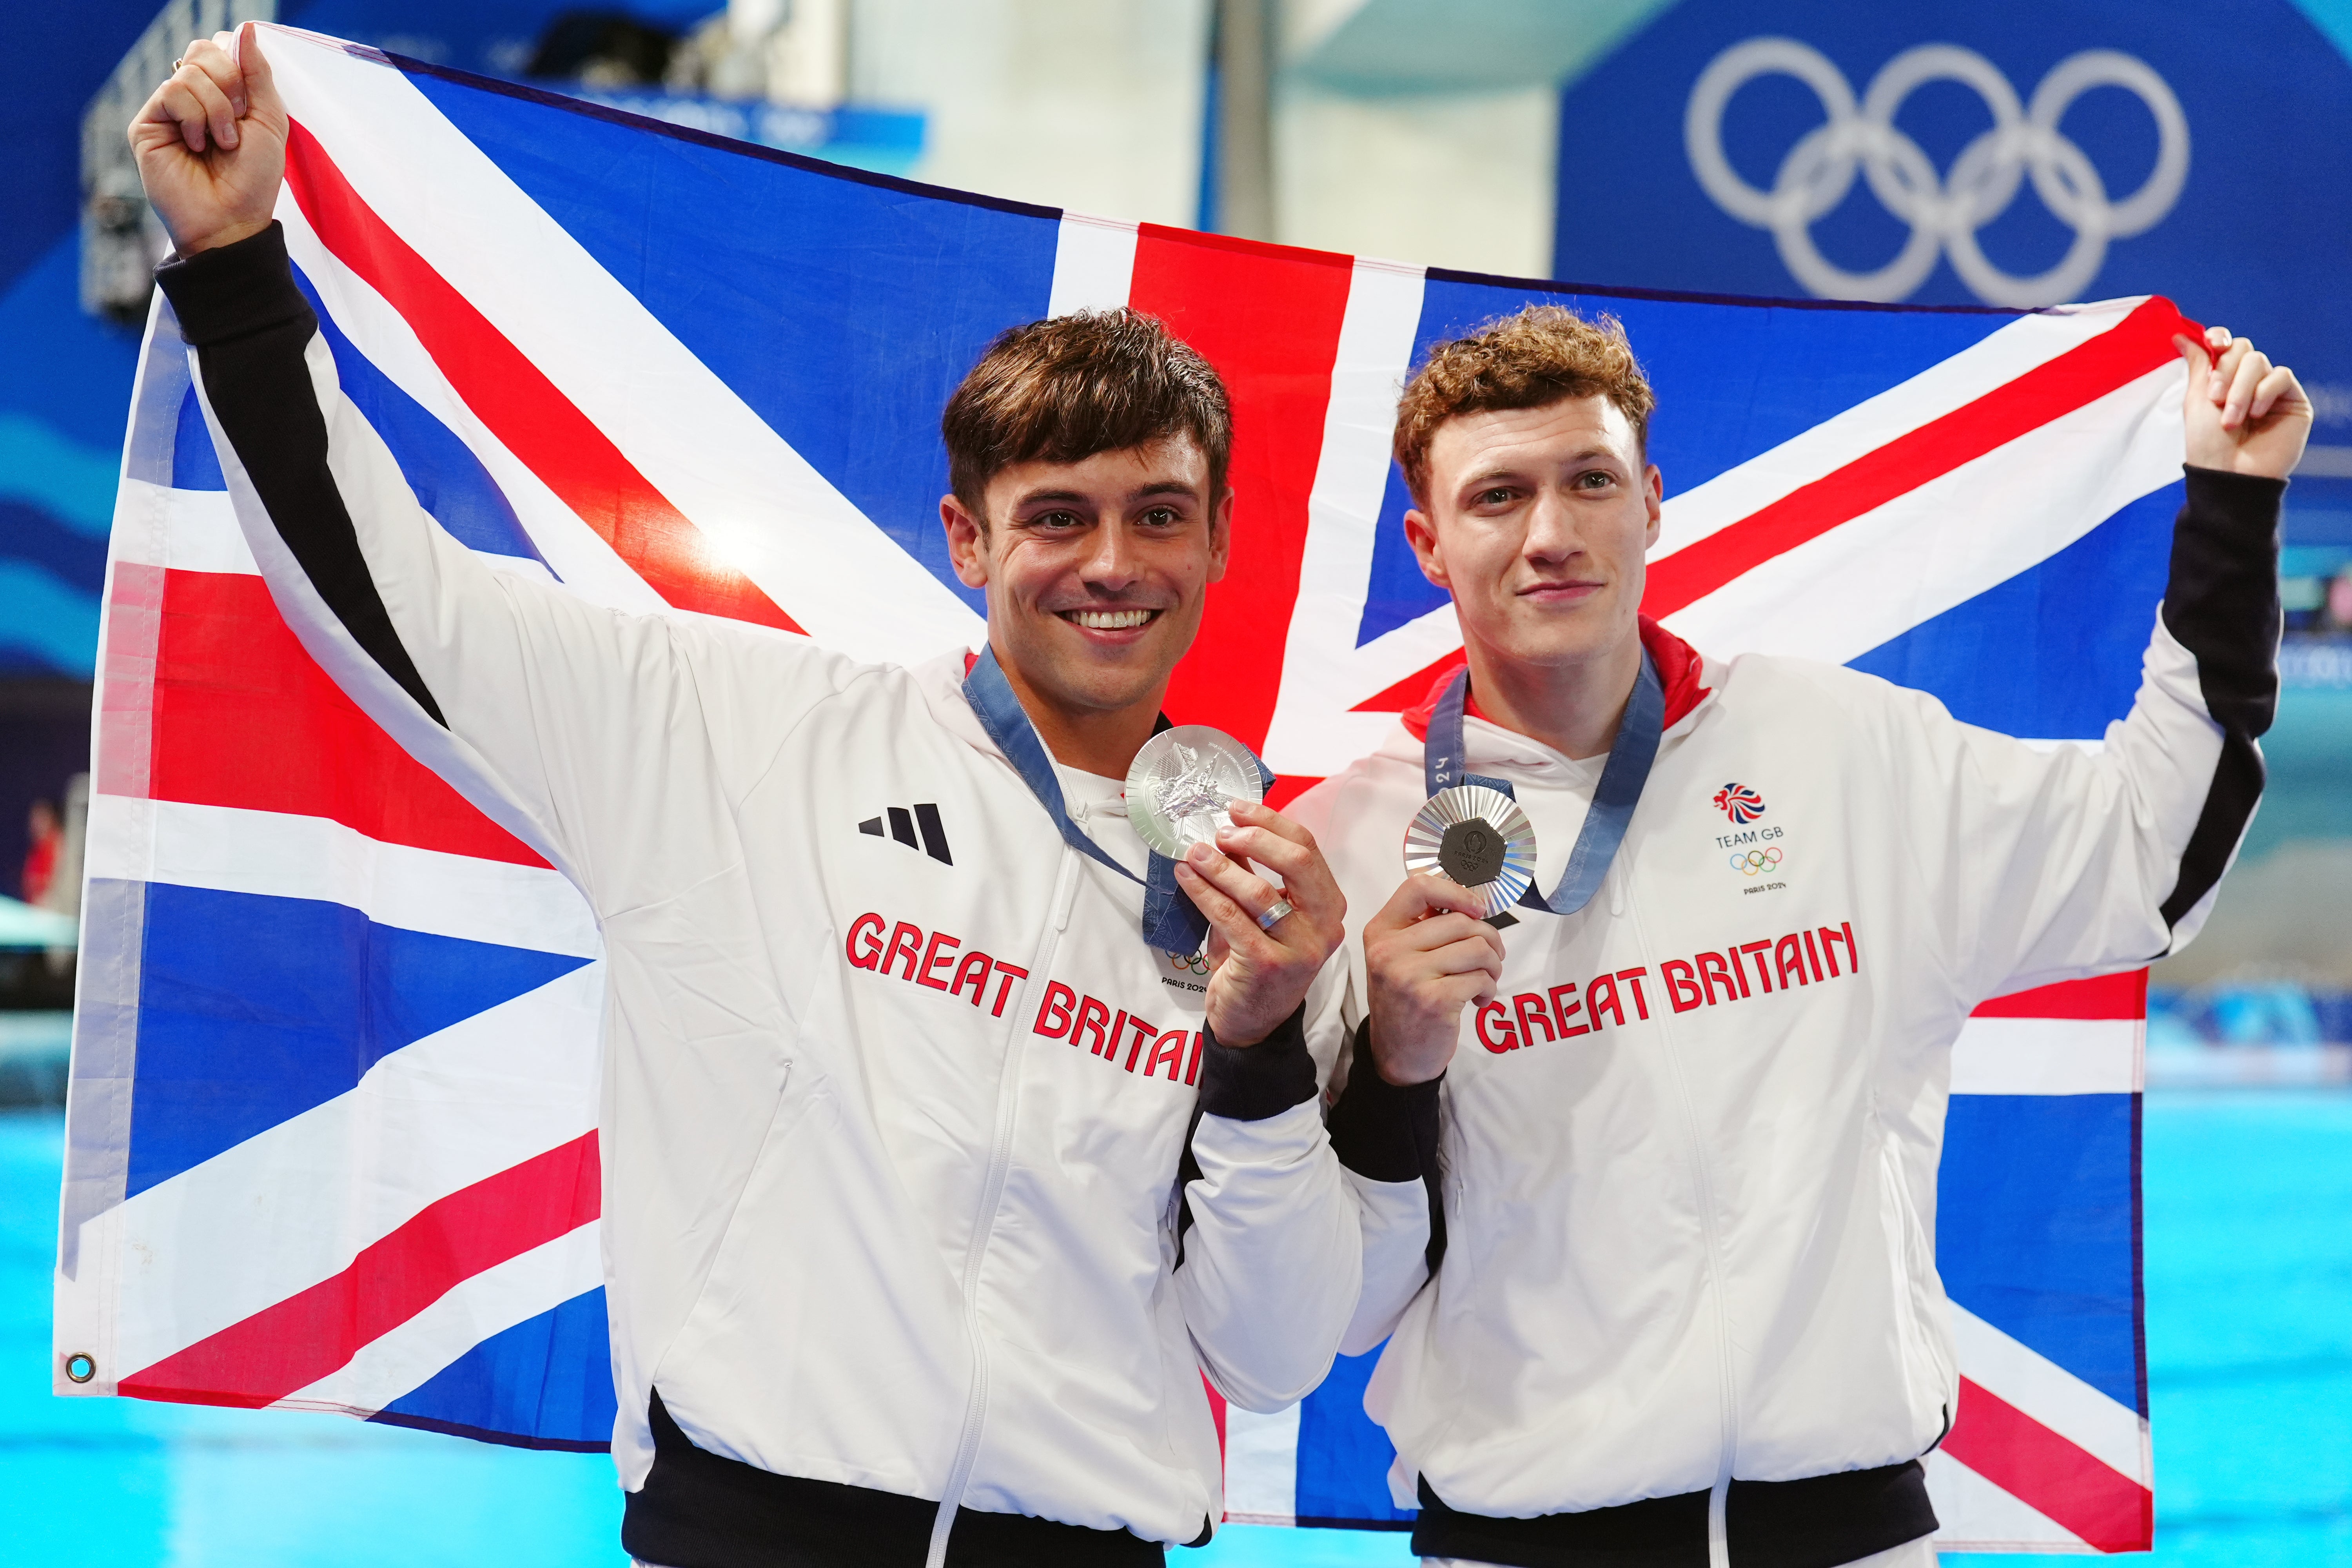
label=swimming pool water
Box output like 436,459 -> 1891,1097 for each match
5,1094 -> 2346,1565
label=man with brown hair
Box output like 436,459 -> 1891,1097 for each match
1295,303 -> 2308,1566
132,29 -> 1412,1567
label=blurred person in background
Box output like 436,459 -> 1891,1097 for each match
20,798 -> 61,908
1296,302 -> 2308,1568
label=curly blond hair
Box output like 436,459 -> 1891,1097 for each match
1393,305 -> 1655,506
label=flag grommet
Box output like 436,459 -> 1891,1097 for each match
64,1353 -> 96,1383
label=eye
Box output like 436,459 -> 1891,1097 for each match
1033,509 -> 1083,530
1478,487 -> 1514,507
1576,469 -> 1617,490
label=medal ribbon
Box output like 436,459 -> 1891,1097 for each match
1422,649 -> 1664,917
962,645 -> 1273,955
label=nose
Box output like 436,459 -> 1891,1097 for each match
1522,490 -> 1579,564
1080,519 -> 1144,591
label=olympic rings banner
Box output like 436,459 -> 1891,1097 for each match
1551,0 -> 2352,523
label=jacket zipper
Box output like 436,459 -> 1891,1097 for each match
1622,867 -> 1741,1568
924,847 -> 1082,1568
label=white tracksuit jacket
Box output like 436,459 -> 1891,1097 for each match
1294,468 -> 2279,1563
157,225 -> 1413,1562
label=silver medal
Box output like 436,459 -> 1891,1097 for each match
1404,785 -> 1538,919
1125,726 -> 1265,860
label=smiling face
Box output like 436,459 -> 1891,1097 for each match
1405,394 -> 1661,676
944,435 -> 1230,747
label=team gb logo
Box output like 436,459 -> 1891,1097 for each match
1714,783 -> 1767,824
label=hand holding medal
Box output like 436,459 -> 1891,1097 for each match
1403,785 -> 1538,918
1131,728 -> 1345,1049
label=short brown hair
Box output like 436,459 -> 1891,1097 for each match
1393,305 -> 1655,506
942,309 -> 1232,523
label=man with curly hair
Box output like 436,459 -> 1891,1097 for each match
1293,303 -> 2308,1566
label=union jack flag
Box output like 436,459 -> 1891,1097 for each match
56,23 -> 2180,1551
1713,783 -> 1768,825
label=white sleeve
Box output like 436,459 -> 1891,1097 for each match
1323,1020 -> 1438,1357
1895,466 -> 2282,998
1173,1016 -> 1362,1412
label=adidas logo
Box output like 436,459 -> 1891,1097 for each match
860,803 -> 953,865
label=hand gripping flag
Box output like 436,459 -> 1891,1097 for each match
56,24 -> 2184,1552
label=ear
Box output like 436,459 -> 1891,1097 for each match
1404,506 -> 1449,589
1642,464 -> 1663,552
942,493 -> 990,588
1204,487 -> 1234,584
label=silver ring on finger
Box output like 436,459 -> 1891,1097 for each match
1256,899 -> 1295,931
174,57 -> 187,68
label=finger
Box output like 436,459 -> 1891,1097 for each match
184,37 -> 248,118
1181,843 -> 1282,926
2250,365 -> 2303,423
2223,349 -> 2272,430
2173,333 -> 2210,380
1379,910 -> 1499,960
1367,873 -> 1490,939
1212,820 -> 1344,926
2207,335 -> 2249,406
1172,860 -> 1281,959
1416,932 -> 1508,981
235,24 -> 282,120
176,62 -> 241,152
1223,797 -> 1311,849
154,78 -> 214,153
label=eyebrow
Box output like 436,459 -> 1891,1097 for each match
1011,480 -> 1201,509
1458,450 -> 1622,490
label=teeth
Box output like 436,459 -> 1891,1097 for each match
1069,608 -> 1154,629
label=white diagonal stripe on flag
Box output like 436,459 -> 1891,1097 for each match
276,1221 -> 603,1419
1661,361 -> 2183,668
82,795 -> 599,957
1925,1448 -> 2088,1549
1949,1301 -> 2147,1484
266,33 -> 984,664
1651,300 -> 2154,564
276,198 -> 670,615
105,962 -> 603,1378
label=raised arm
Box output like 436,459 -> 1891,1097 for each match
1926,328 -> 2308,996
135,28 -> 827,906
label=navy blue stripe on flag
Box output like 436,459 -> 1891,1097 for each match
172,383 -> 227,491
1357,275 -> 2018,646
1847,482 -> 2180,739
127,882 -> 590,1198
1295,1345 -> 1416,1526
372,1286 -> 617,1451
401,68 -> 1061,613
1938,1091 -> 2144,1415
289,265 -> 549,567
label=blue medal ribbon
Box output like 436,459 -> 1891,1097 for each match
962,645 -> 1274,955
1421,649 -> 1664,918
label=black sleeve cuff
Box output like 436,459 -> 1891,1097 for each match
1196,1005 -> 1318,1122
1327,1026 -> 1442,1183
156,221 -> 315,348
2164,464 -> 2284,739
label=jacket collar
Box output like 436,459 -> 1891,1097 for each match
1398,616 -> 1712,745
